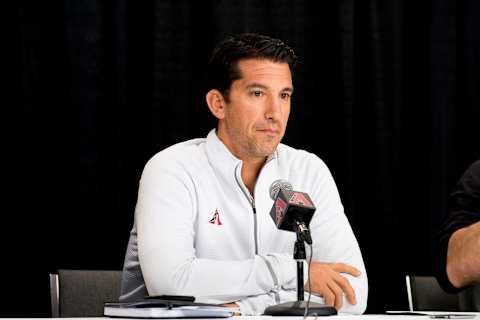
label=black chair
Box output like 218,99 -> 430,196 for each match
406,275 -> 460,311
50,269 -> 123,317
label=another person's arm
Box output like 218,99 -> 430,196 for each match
447,221 -> 480,288
437,160 -> 480,292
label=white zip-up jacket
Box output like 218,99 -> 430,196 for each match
120,129 -> 368,315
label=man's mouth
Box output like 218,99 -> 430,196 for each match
257,128 -> 280,134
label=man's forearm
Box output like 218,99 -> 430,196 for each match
446,221 -> 480,288
140,250 -> 298,303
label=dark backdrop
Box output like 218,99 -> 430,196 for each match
11,0 -> 479,316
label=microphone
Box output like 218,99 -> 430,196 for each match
264,180 -> 336,316
269,180 -> 316,245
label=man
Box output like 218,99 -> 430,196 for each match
120,33 -> 368,315
437,159 -> 480,311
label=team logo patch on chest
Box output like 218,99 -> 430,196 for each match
209,208 -> 223,225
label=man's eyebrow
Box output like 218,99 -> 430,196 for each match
245,83 -> 268,90
245,83 -> 294,93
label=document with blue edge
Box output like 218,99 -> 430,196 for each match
104,299 -> 235,318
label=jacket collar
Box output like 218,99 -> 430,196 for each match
205,129 -> 241,172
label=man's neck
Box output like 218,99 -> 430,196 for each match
214,128 -> 269,194
241,157 -> 267,195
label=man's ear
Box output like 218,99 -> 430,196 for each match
206,89 -> 226,120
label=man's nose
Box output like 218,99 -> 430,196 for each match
265,96 -> 282,120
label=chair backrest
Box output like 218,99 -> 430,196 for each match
406,275 -> 460,311
50,269 -> 123,317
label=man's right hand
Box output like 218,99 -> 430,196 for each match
304,262 -> 361,310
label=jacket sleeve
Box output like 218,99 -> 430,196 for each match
136,156 -> 297,305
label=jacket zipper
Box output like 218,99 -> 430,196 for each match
234,160 -> 281,303
234,164 -> 259,255
252,200 -> 258,255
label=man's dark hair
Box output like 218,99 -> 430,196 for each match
206,33 -> 298,100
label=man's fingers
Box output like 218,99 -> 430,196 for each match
327,282 -> 344,310
335,274 -> 357,305
331,263 -> 361,277
323,288 -> 335,308
305,261 -> 360,309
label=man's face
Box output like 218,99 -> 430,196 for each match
217,59 -> 293,160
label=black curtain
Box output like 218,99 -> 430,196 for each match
11,0 -> 479,316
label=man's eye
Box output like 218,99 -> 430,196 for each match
281,93 -> 291,100
251,91 -> 263,97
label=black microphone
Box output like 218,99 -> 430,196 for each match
269,180 -> 315,245
265,180 -> 336,317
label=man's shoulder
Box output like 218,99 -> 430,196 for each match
456,159 -> 480,195
277,143 -> 328,170
144,137 -> 207,172
467,159 -> 480,179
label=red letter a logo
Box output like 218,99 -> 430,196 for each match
209,208 -> 223,225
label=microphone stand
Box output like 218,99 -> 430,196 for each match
295,234 -> 307,302
264,230 -> 337,316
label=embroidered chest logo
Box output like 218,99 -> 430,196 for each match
209,208 -> 223,225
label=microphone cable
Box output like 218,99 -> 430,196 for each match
303,243 -> 314,319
